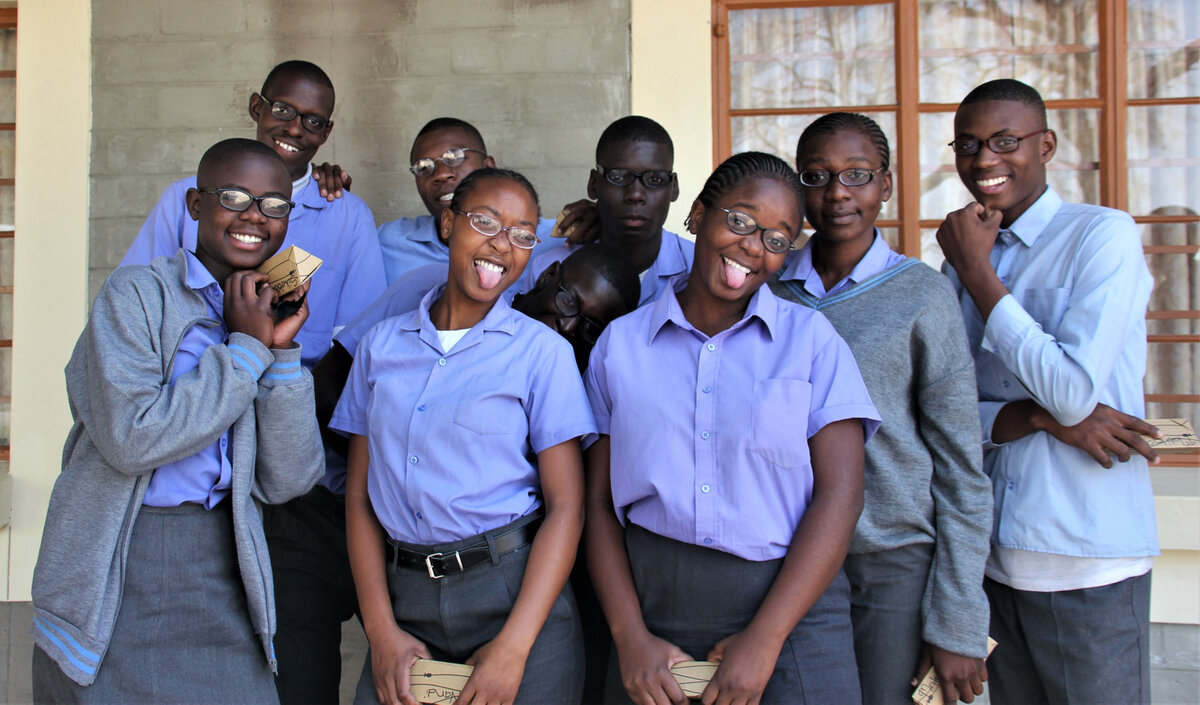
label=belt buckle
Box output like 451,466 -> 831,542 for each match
424,551 -> 464,579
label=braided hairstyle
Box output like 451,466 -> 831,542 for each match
448,167 -> 541,220
795,112 -> 890,170
691,152 -> 804,234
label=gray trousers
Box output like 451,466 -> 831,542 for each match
984,571 -> 1152,705
844,542 -> 933,705
355,518 -> 583,705
33,502 -> 278,705
606,524 -> 861,705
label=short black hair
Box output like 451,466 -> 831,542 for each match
695,151 -> 803,218
562,243 -> 640,314
197,138 -> 287,186
261,60 -> 335,109
448,167 -> 540,220
414,117 -> 488,155
960,79 -> 1047,125
595,116 -> 674,163
796,112 -> 890,170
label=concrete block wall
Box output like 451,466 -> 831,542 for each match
89,0 -> 632,300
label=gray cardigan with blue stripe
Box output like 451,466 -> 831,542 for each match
31,250 -> 324,685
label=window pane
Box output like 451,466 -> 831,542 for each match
1127,0 -> 1200,99
919,112 -> 972,221
729,5 -> 895,109
1127,104 -> 1200,217
919,0 -> 1099,103
732,112 -> 899,223
921,228 -> 945,270
1046,108 -> 1101,205
1146,342 -> 1197,421
0,28 -> 12,72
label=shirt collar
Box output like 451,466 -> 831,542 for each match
181,250 -> 224,314
646,283 -> 779,344
404,283 -> 519,349
653,229 -> 690,277
779,229 -> 893,293
1005,186 -> 1063,247
291,163 -> 332,215
410,215 -> 446,247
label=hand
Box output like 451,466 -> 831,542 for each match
701,630 -> 779,705
312,161 -> 352,201
936,203 -> 1002,280
556,199 -> 600,246
614,629 -> 693,705
1043,403 -> 1161,468
458,636 -> 529,705
271,280 -> 310,349
223,270 -> 275,347
366,623 -> 429,705
911,643 -> 987,703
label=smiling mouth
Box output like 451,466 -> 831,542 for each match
230,232 -> 265,245
976,176 -> 1008,188
274,139 -> 299,154
438,193 -> 454,203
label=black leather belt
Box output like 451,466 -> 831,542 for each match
386,513 -> 541,579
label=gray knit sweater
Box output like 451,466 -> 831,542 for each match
771,259 -> 992,658
31,250 -> 324,685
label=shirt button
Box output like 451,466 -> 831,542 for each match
702,386 -> 712,394
415,512 -> 423,520
409,456 -> 418,465
1007,481 -> 1016,490
438,358 -> 446,366
700,484 -> 711,493
706,343 -> 716,351
219,438 -> 227,447
1003,380 -> 1010,388
703,537 -> 714,545
701,431 -> 710,440
417,404 -> 427,412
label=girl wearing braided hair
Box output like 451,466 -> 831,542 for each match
584,151 -> 879,705
770,112 -> 993,704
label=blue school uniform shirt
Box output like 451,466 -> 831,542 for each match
121,171 -> 387,371
330,286 -> 596,544
377,215 -> 560,284
515,229 -> 694,306
584,284 -> 880,562
142,250 -> 234,508
778,229 -> 906,298
942,186 -> 1159,572
334,263 -> 449,355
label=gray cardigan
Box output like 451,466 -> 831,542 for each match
31,250 -> 324,685
772,259 -> 993,658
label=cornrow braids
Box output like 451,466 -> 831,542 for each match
795,112 -> 890,170
695,151 -> 803,209
448,167 -> 541,220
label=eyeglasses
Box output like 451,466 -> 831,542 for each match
948,129 -> 1049,156
553,286 -> 606,344
452,210 -> 540,250
197,187 -> 294,219
718,208 -> 795,253
259,95 -> 330,134
799,166 -> 887,188
595,165 -> 674,190
410,147 -> 487,178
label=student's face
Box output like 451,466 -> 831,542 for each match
249,74 -> 335,181
439,177 -> 537,306
187,153 -> 291,282
954,99 -> 1056,226
411,127 -> 495,226
588,140 -> 678,250
516,260 -> 628,371
798,128 -> 891,248
686,177 -> 799,304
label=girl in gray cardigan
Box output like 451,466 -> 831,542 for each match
30,139 -> 324,703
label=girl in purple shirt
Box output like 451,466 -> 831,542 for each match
585,152 -> 879,705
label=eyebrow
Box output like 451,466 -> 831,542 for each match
213,183 -> 291,198
728,203 -> 795,235
471,204 -> 537,228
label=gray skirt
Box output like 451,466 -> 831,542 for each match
33,502 -> 278,705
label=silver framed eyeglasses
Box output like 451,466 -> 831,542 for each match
718,208 -> 795,253
452,210 -> 540,250
197,187 -> 294,219
799,166 -> 887,188
410,147 -> 487,178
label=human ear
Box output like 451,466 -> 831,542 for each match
248,93 -> 263,123
439,207 -> 455,243
185,188 -> 202,222
880,170 -> 894,202
483,155 -> 496,169
685,200 -> 705,235
669,173 -> 680,202
534,261 -> 561,291
586,169 -> 600,200
1040,129 -> 1058,165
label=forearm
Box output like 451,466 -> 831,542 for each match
344,435 -> 398,642
990,399 -> 1049,444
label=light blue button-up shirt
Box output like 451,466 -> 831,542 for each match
584,285 -> 879,562
942,187 -> 1158,560
778,229 -> 906,298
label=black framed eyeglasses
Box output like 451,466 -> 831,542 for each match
452,210 -> 540,250
410,147 -> 487,178
553,286 -> 607,344
595,165 -> 674,190
948,129 -> 1049,156
198,187 -> 294,219
260,95 -> 330,134
799,166 -> 887,188
718,208 -> 795,253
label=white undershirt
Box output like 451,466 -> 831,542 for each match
987,547 -> 1153,592
291,163 -> 313,196
437,328 -> 469,352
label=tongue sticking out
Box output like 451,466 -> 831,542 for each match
476,262 -> 505,290
724,260 -> 748,289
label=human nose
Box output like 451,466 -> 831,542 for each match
431,159 -> 456,183
557,314 -> 580,336
623,177 -> 647,203
971,143 -> 1003,168
825,176 -> 852,200
240,202 -> 269,223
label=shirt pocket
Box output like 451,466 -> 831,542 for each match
453,375 -> 526,436
750,378 -> 812,468
1021,287 -> 1069,335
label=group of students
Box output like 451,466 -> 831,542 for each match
27,58 -> 1160,705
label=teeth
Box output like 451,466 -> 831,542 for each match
439,194 -> 454,202
274,140 -> 299,153
475,259 -> 505,273
231,232 -> 264,244
977,176 -> 1007,187
723,256 -> 751,274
